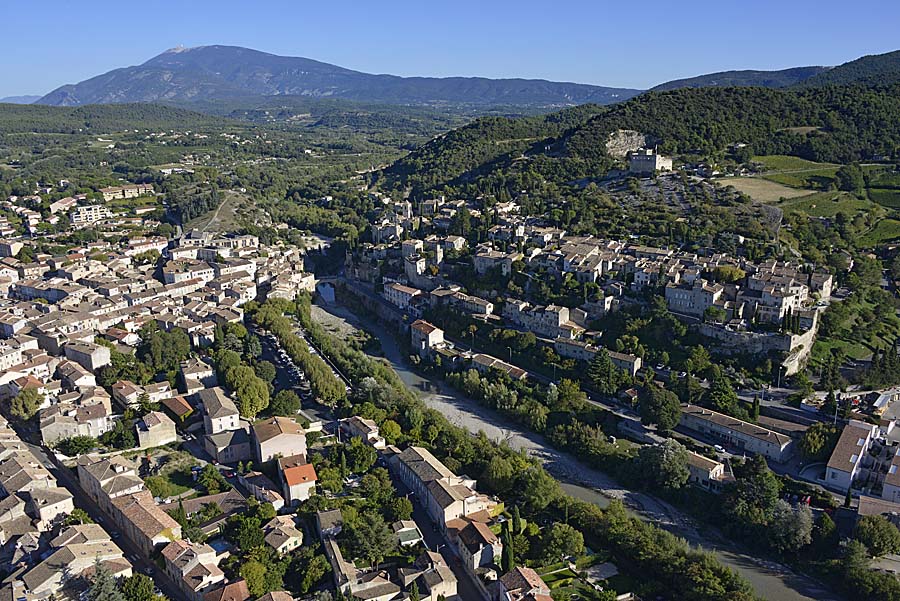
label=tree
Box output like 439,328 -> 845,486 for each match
856,515 -> 900,557
553,379 -> 587,412
387,497 -> 413,522
381,419 -> 402,444
269,390 -> 300,416
234,515 -> 265,550
713,265 -> 746,284
724,455 -> 782,527
706,375 -> 744,418
519,467 -> 559,512
64,508 -> 94,526
483,455 -> 515,494
800,423 -> 840,461
634,439 -> 690,490
255,360 -> 277,384
586,349 -> 623,395
346,511 -> 395,567
688,345 -> 711,374
638,384 -> 681,432
87,561 -> 126,601
768,500 -> 813,554
836,163 -> 865,194
121,574 -> 155,601
10,388 -> 43,420
241,560 -> 268,597
55,435 -> 97,456
345,437 -> 377,473
512,505 -> 523,535
500,520 -> 515,573
225,365 -> 270,418
199,464 -> 227,495
542,522 -> 585,561
813,513 -> 838,551
409,582 -> 420,601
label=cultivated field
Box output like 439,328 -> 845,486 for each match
715,176 -> 812,203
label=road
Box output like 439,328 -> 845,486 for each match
317,297 -> 844,601
19,439 -> 184,600
387,469 -> 485,601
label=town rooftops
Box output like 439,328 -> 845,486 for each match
253,416 -> 304,443
410,319 -> 439,335
112,490 -> 181,539
397,446 -> 454,483
681,404 -> 792,447
827,421 -> 876,472
283,462 -> 317,487
202,579 -> 250,601
500,566 -> 551,599
686,450 -> 723,473
385,282 -> 420,295
458,521 -> 498,552
199,387 -> 239,418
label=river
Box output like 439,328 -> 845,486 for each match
315,300 -> 842,601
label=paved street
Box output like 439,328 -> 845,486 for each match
388,470 -> 485,601
18,439 -> 184,600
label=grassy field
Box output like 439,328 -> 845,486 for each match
715,177 -> 812,203
753,155 -> 839,172
869,188 -> 900,209
751,155 -> 839,190
858,218 -> 900,246
764,168 -> 838,189
777,191 -> 876,217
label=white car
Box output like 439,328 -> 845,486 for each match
714,445 -> 726,453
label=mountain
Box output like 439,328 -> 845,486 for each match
36,45 -> 642,109
650,66 -> 827,92
0,95 -> 41,104
799,49 -> 900,87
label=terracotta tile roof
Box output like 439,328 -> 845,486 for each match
283,463 -> 317,487
203,579 -> 250,601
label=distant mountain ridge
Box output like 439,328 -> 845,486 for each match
0,95 -> 41,104
650,66 -> 828,92
36,45 -> 641,109
798,49 -> 900,87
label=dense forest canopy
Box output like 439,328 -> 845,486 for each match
382,83 -> 900,197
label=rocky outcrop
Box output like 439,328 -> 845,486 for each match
605,130 -> 648,158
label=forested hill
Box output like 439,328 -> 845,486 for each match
0,103 -> 227,134
799,49 -> 900,87
382,84 -> 900,196
650,66 -> 827,92
379,103 -> 610,191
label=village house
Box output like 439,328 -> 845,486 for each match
680,404 -> 794,462
161,539 -> 225,601
253,416 -> 307,463
457,521 -> 502,572
410,320 -> 445,359
135,411 -> 177,449
278,454 -> 318,505
825,420 -> 879,493
339,416 -> 387,449
201,387 -> 241,434
686,451 -> 732,492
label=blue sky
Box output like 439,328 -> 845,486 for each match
4,0 -> 900,97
